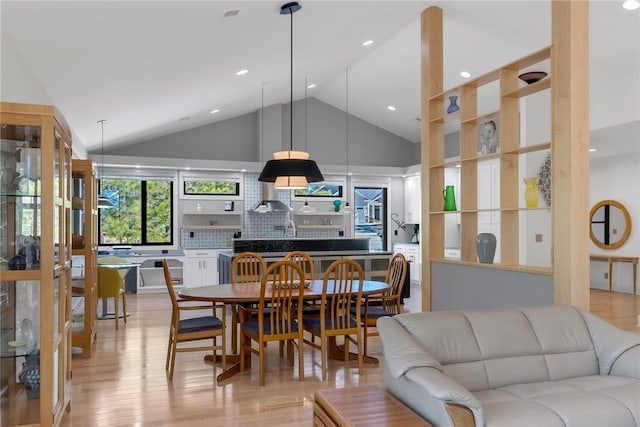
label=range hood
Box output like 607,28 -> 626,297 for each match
253,182 -> 293,213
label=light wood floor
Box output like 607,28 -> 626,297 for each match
61,289 -> 639,427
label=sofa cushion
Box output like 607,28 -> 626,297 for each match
393,305 -> 600,391
475,375 -> 640,427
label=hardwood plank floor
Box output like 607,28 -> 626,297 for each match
60,289 -> 639,426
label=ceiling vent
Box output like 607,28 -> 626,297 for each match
223,9 -> 240,18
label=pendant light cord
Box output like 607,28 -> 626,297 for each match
345,66 -> 349,177
289,7 -> 294,152
98,119 -> 106,184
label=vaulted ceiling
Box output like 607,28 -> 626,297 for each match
2,1 -> 638,158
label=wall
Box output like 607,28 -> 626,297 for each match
108,112 -> 259,161
106,98 -> 417,168
589,152 -> 640,294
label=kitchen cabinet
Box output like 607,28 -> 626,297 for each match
183,249 -> 218,287
403,175 -> 421,224
405,245 -> 421,283
0,102 -> 72,426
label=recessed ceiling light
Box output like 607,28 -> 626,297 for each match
210,109 -> 220,114
235,69 -> 249,76
362,40 -> 374,47
387,105 -> 396,111
460,71 -> 472,78
307,83 -> 316,89
623,0 -> 640,10
589,148 -> 597,152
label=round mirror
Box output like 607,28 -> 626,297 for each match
589,200 -> 631,250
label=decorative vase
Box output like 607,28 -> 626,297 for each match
332,200 -> 342,212
446,96 -> 460,114
443,186 -> 456,211
476,233 -> 497,264
8,254 -> 26,270
523,177 -> 540,208
18,351 -> 40,399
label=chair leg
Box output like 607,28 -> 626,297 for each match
240,329 -> 247,372
321,335 -> 327,381
168,335 -> 178,380
287,340 -> 294,367
259,340 -> 266,386
357,329 -> 364,375
298,332 -> 304,382
165,332 -> 173,372
122,293 -> 127,324
363,321 -> 368,355
113,296 -> 119,330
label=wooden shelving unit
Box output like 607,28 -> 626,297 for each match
427,46 -> 553,269
0,101 -> 73,426
71,159 -> 98,357
421,3 -> 590,311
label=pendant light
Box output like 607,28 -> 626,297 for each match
299,74 -> 315,213
97,119 -> 114,209
258,1 -> 324,189
343,65 -> 352,213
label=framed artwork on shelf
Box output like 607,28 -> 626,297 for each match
478,118 -> 500,155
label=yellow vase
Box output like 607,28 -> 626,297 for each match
523,177 -> 539,208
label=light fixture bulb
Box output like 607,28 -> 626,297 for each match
299,201 -> 315,213
210,109 -> 220,114
362,40 -> 374,46
387,105 -> 396,111
307,83 -> 316,89
460,71 -> 472,78
235,69 -> 249,76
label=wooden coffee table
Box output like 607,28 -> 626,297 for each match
314,385 -> 432,426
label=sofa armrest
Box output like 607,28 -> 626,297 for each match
377,316 -> 442,379
577,308 -> 640,375
609,343 -> 640,379
405,367 -> 483,427
378,316 -> 483,427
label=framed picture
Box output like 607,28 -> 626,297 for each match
477,118 -> 500,155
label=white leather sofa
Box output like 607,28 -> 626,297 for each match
378,305 -> 640,427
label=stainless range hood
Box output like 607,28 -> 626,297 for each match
253,182 -> 293,213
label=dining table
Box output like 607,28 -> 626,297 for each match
178,279 -> 390,383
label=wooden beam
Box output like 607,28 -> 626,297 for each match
551,0 -> 590,309
420,6 -> 443,312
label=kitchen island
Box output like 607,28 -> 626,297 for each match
218,238 -> 400,291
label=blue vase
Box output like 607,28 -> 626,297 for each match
447,96 -> 460,114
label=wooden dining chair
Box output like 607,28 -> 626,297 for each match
353,252 -> 407,354
162,259 -> 226,380
97,266 -> 127,330
230,252 -> 267,353
283,250 -> 315,282
239,260 -> 306,386
302,258 -> 365,381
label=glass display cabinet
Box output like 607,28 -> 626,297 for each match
1,102 -> 72,426
71,159 -> 98,357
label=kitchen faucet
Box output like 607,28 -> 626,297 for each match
287,219 -> 297,238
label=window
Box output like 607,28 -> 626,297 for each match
99,178 -> 173,245
294,183 -> 343,198
183,179 -> 240,196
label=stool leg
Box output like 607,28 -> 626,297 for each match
114,296 -> 119,330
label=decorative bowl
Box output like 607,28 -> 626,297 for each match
518,71 -> 548,85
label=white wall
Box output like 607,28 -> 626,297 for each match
590,152 -> 640,294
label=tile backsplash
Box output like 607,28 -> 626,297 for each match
181,173 -> 342,248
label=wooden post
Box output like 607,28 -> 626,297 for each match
420,6 -> 443,312
551,0 -> 590,309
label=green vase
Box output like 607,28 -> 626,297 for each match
443,186 -> 456,211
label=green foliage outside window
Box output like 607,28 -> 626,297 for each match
100,178 -> 173,245
184,180 -> 239,195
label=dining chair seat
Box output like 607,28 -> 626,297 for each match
302,316 -> 358,331
178,316 -> 223,334
242,319 -> 300,336
351,306 -> 395,319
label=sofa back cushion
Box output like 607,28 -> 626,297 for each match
394,305 -> 599,391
